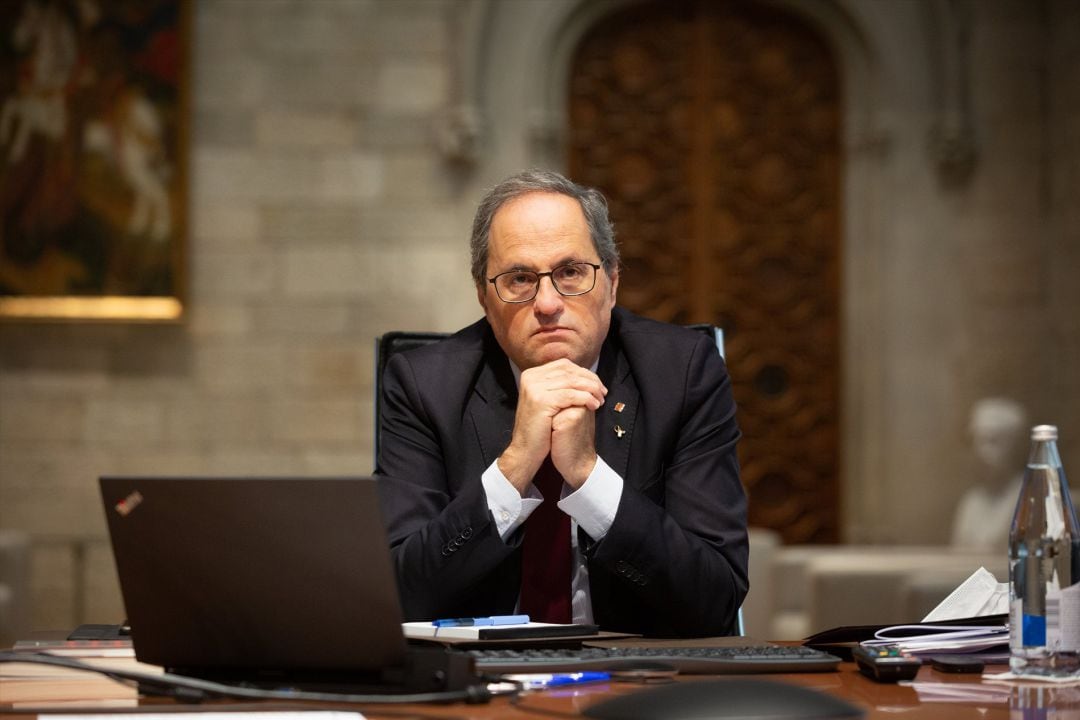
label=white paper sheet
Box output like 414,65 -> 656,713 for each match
923,566 -> 1009,622
51,714 -> 365,720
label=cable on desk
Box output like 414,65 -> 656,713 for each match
0,651 -> 492,706
2,702 -> 476,720
3,700 -> 465,719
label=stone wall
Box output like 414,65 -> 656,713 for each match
0,0 -> 481,630
864,0 -> 1080,541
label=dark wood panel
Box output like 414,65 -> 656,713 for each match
568,0 -> 842,543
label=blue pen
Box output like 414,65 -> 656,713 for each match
505,672 -> 611,689
433,614 -> 530,627
489,614 -> 530,625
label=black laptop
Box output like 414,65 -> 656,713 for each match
100,476 -> 463,691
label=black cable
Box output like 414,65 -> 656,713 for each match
0,651 -> 491,706
4,705 -> 478,720
3,700 -> 474,720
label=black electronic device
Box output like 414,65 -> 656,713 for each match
99,476 -> 483,697
68,624 -> 128,641
582,678 -> 865,720
467,644 -> 841,674
929,655 -> 985,673
852,644 -> 921,682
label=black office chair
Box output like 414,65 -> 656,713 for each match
374,331 -> 450,463
684,323 -> 726,359
372,325 -> 742,634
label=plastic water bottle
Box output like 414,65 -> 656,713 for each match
1008,425 -> 1080,676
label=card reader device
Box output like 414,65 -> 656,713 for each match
852,644 -> 921,682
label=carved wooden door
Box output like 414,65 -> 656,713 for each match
568,0 -> 841,543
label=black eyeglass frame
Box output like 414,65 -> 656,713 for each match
486,262 -> 603,303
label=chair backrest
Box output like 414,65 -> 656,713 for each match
374,331 -> 451,463
683,323 -> 725,359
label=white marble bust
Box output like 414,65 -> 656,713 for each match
951,397 -> 1028,550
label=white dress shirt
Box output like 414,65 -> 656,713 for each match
479,360 -> 624,624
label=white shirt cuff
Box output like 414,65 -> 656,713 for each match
558,455 -> 623,541
482,459 -> 543,539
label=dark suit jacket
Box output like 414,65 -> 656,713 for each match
376,307 -> 748,637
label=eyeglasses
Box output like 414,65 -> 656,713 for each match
487,262 -> 602,303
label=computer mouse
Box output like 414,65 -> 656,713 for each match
582,678 -> 865,720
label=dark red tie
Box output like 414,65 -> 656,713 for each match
519,457 -> 572,623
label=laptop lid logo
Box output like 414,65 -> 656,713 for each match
115,490 -> 144,517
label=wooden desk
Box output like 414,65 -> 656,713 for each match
4,656 -> 1079,719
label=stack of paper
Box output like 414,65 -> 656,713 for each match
848,566 -> 1010,657
403,620 -> 599,641
861,624 -> 1009,656
922,567 -> 1009,622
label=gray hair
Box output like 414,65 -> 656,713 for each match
469,169 -> 619,286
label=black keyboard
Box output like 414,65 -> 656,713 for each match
465,645 -> 841,674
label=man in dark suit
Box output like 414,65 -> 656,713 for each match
377,170 -> 747,637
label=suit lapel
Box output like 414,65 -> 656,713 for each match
467,351 -> 518,466
595,335 -> 638,482
465,317 -> 640,478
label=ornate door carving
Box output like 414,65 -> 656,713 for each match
568,0 -> 841,543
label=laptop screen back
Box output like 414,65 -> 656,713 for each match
100,476 -> 406,673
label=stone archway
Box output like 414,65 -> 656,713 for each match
453,0 -> 960,542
